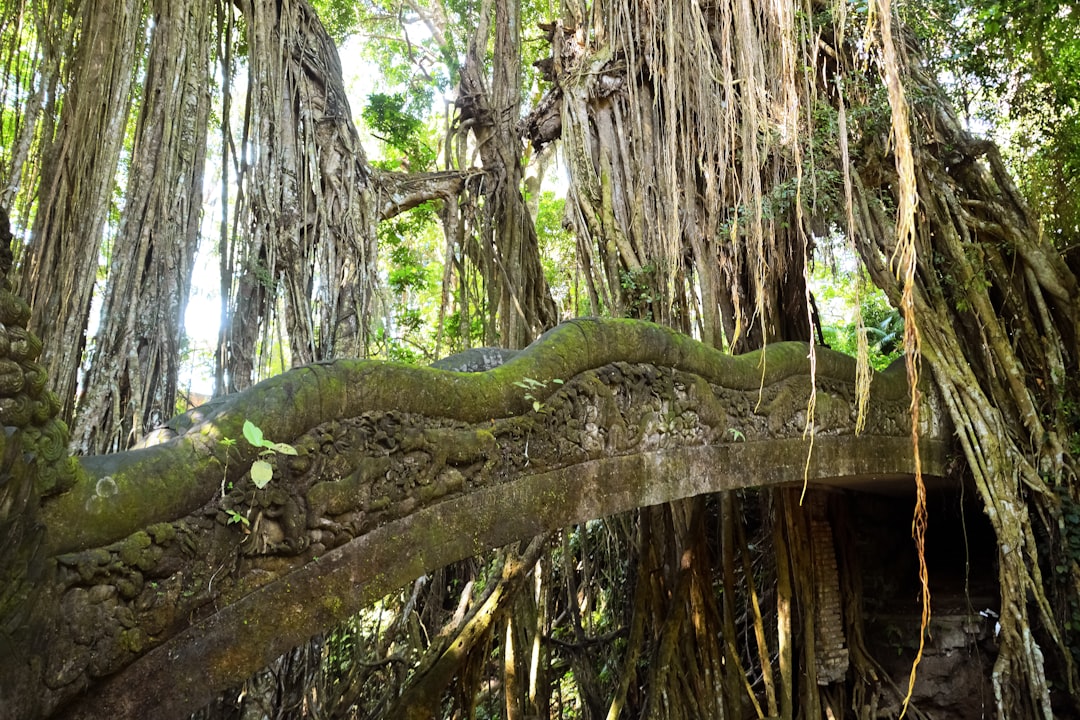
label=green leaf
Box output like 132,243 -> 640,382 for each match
243,420 -> 264,448
269,442 -> 298,456
251,460 -> 273,489
226,510 -> 250,526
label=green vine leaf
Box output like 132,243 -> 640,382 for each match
226,510 -> 250,527
268,441 -> 298,455
251,460 -> 273,489
243,420 -> 264,448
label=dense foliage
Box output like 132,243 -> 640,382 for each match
909,1 -> 1079,250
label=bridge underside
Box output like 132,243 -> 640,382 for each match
66,448 -> 947,719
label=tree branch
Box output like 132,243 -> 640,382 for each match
374,169 -> 484,220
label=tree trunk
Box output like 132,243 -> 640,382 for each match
71,0 -> 213,454
549,0 -> 813,347
543,2 -> 819,717
454,0 -> 558,349
0,0 -> 71,218
17,0 -> 146,422
818,6 -> 1080,715
219,0 -> 377,392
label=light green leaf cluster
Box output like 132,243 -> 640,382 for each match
242,420 -> 298,489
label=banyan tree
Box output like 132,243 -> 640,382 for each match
0,0 -> 1077,717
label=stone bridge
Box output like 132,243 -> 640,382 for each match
3,318 -> 952,719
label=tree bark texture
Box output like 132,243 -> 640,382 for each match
543,0 -> 814,348
17,0 -> 146,422
453,0 -> 559,349
838,31 -> 1080,717
0,0 -> 72,217
71,0 -> 214,455
219,0 -> 377,393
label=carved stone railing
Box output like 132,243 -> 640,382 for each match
1,316 -> 952,720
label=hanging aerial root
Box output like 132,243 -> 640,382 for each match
868,0 -> 929,713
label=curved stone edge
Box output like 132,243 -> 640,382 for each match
429,346 -> 519,371
58,434 -> 948,720
42,318 -> 924,554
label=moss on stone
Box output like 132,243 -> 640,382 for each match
321,594 -> 343,616
118,531 -> 152,567
119,628 -> 146,653
147,522 -> 176,544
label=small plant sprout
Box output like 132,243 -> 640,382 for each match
242,420 -> 298,489
727,427 -> 746,442
219,436 -> 237,497
512,376 -> 563,413
225,509 -> 250,527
